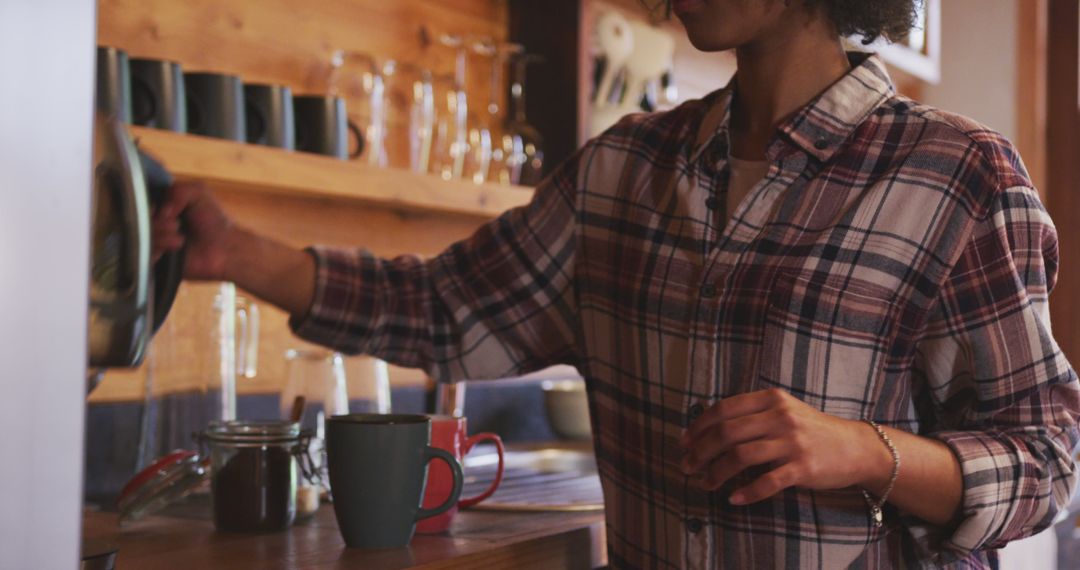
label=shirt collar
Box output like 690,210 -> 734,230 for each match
690,52 -> 896,164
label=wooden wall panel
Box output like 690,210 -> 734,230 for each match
98,0 -> 508,96
1017,0 -> 1049,195
1045,0 -> 1080,365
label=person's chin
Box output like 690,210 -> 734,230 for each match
678,19 -> 739,52
672,0 -> 707,16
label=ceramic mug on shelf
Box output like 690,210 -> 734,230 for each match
244,83 -> 294,149
184,72 -> 246,141
415,415 -> 505,534
95,46 -> 131,122
293,95 -> 363,160
130,58 -> 187,132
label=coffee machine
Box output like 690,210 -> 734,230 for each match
86,111 -> 184,390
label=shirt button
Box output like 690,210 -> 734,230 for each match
688,403 -> 705,421
701,284 -> 718,298
814,139 -> 829,150
705,196 -> 721,210
687,518 -> 704,533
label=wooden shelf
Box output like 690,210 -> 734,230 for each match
129,126 -> 535,220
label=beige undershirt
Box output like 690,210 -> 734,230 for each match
726,156 -> 770,221
694,98 -> 771,223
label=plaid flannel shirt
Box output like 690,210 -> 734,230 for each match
292,53 -> 1080,568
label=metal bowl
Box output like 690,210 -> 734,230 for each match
541,379 -> 591,440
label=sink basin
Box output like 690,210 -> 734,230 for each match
462,444 -> 603,512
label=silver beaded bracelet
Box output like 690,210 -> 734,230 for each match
861,419 -> 900,528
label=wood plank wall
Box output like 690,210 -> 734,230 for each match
1044,0 -> 1080,365
98,0 -> 509,111
92,0 -> 510,402
1017,0 -> 1049,195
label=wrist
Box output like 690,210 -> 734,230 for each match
217,228 -> 317,318
855,420 -> 896,494
219,225 -> 252,284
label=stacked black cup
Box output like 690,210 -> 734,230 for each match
96,46 -> 355,156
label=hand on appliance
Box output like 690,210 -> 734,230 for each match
151,180 -> 316,318
151,180 -> 235,281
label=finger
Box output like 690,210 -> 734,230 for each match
152,218 -> 181,236
152,204 -> 179,224
684,388 -> 790,444
681,409 -> 782,474
152,242 -> 184,265
163,180 -> 205,215
157,234 -> 185,251
152,222 -> 183,249
699,439 -> 791,491
728,463 -> 802,505
152,228 -> 185,253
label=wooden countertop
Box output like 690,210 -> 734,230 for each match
83,503 -> 606,570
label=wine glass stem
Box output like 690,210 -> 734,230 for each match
454,44 -> 467,91
489,53 -> 503,117
511,59 -> 528,123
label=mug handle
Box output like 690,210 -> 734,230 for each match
245,96 -> 267,144
458,433 -> 504,508
347,120 -> 365,159
416,446 -> 463,521
130,73 -> 158,126
186,86 -> 203,133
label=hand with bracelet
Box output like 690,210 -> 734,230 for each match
680,388 -> 963,527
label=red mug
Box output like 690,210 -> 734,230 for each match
415,415 -> 505,534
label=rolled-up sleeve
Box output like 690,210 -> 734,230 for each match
290,148 -> 585,383
912,186 -> 1080,557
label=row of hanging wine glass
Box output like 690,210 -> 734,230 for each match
331,33 -> 545,187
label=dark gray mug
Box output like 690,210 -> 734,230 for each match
184,72 -> 245,141
326,414 -> 463,549
130,58 -> 187,132
95,46 -> 131,123
244,84 -> 295,149
293,95 -> 363,159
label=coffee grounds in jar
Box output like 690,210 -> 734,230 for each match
212,445 -> 296,532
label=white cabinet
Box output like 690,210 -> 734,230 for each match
0,0 -> 96,567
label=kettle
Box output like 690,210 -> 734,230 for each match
87,112 -> 184,389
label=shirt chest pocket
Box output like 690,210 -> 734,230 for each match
756,273 -> 901,420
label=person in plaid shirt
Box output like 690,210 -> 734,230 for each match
155,0 -> 1079,567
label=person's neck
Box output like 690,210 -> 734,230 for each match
730,14 -> 850,160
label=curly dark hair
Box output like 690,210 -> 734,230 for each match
814,0 -> 921,44
646,0 -> 921,45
